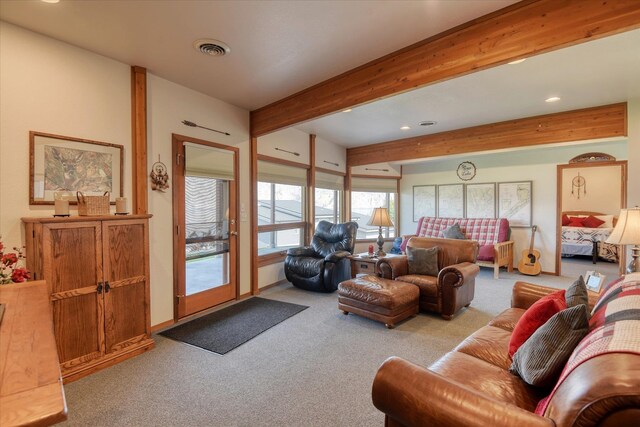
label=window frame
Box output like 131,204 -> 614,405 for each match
256,155 -> 310,265
349,175 -> 400,243
313,167 -> 345,227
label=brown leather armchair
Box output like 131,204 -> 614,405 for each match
377,237 -> 479,319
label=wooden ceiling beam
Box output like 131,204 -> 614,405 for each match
346,103 -> 627,166
250,0 -> 640,137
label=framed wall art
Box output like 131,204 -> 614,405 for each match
437,184 -> 464,218
498,181 -> 532,227
413,185 -> 437,222
30,131 -> 123,205
465,182 -> 496,218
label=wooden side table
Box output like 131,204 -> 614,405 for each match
349,253 -> 402,278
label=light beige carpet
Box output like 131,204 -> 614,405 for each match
62,265 -> 586,426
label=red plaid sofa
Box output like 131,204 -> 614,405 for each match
404,217 -> 513,278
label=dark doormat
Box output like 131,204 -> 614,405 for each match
160,297 -> 308,354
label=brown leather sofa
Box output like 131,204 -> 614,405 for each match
371,281 -> 640,427
377,237 -> 479,319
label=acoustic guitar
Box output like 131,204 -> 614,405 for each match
518,225 -> 541,276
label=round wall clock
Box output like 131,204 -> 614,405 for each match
457,161 -> 476,181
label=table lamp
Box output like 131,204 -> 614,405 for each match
368,207 -> 394,257
606,207 -> 640,273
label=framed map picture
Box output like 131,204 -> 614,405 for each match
465,183 -> 496,218
413,185 -> 437,222
437,184 -> 464,218
30,131 -> 123,205
498,181 -> 532,227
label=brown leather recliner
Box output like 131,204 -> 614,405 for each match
377,237 -> 479,320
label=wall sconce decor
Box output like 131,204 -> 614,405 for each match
150,156 -> 169,192
571,173 -> 586,199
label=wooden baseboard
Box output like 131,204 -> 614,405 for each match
150,319 -> 175,333
238,291 -> 252,300
259,279 -> 289,291
62,339 -> 155,384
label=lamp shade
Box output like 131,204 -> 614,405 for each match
606,207 -> 640,245
368,207 -> 394,227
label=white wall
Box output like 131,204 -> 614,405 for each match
0,22 -> 132,246
561,165 -> 623,215
351,162 -> 401,177
258,127 -> 310,164
316,136 -> 346,173
0,22 -> 252,327
400,140 -> 628,273
146,74 -> 250,325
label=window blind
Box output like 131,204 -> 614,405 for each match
185,143 -> 235,180
351,177 -> 398,192
315,171 -> 344,191
258,160 -> 307,186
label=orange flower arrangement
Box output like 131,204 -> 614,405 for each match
0,238 -> 30,284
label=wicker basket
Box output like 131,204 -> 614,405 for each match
77,191 -> 110,216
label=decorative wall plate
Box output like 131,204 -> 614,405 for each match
569,152 -> 616,163
456,161 -> 476,181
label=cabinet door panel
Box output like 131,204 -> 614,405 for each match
105,280 -> 147,352
53,293 -> 103,365
45,225 -> 101,293
105,223 -> 145,281
102,220 -> 149,352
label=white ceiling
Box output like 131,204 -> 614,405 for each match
0,0 -> 517,111
296,29 -> 640,147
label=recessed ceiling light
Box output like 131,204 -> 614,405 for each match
41,0 -> 60,3
545,96 -> 561,103
419,120 -> 437,127
508,58 -> 527,65
400,126 -> 411,130
193,39 -> 231,57
342,109 -> 352,113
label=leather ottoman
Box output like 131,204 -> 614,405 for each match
338,276 -> 419,329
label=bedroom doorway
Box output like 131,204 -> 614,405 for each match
172,134 -> 240,319
556,160 -> 627,281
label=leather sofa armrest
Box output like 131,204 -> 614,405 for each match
286,246 -> 317,257
324,250 -> 351,263
372,357 -> 554,427
377,256 -> 408,279
438,262 -> 479,288
512,281 -> 598,310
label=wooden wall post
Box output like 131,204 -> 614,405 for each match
308,134 -> 316,243
131,66 -> 148,214
250,136 -> 259,295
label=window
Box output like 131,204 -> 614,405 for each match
350,177 -> 398,241
257,160 -> 307,256
314,171 -> 344,226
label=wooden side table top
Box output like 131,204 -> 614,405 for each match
0,281 -> 67,427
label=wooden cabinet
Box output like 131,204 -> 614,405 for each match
22,215 -> 154,383
349,256 -> 379,277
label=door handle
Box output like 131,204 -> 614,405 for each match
97,282 -> 103,293
230,231 -> 238,236
104,282 -> 111,293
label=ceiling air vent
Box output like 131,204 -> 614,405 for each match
193,39 -> 230,57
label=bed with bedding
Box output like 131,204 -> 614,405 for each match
561,211 -> 619,263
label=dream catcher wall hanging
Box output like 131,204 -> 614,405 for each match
571,173 -> 586,199
150,156 -> 169,192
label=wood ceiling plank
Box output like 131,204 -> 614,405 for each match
346,103 -> 627,166
250,0 -> 640,137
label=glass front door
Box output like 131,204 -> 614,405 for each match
173,136 -> 237,319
